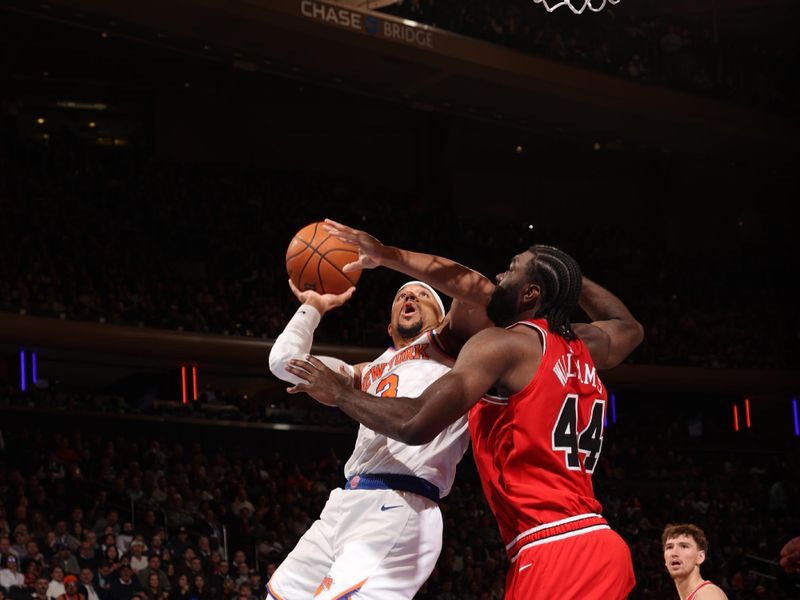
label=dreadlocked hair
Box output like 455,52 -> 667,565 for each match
526,245 -> 583,340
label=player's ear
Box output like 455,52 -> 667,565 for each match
696,550 -> 706,566
388,323 -> 393,337
522,283 -> 541,303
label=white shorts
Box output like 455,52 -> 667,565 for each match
266,487 -> 443,599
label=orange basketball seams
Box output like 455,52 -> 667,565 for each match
286,222 -> 362,294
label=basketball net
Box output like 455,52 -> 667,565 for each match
533,0 -> 620,14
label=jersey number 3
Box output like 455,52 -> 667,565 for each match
376,374 -> 399,398
551,394 -> 605,473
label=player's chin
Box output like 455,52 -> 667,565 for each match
395,317 -> 424,337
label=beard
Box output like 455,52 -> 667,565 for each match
486,284 -> 518,327
395,318 -> 424,339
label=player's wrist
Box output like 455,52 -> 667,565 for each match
302,297 -> 328,315
377,245 -> 402,267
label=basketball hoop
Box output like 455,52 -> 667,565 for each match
533,0 -> 620,14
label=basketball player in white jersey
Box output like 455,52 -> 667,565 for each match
267,274 -> 489,600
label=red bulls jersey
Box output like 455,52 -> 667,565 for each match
469,318 -> 608,560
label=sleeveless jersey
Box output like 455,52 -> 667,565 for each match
344,330 -> 469,498
469,318 -> 607,553
687,581 -> 714,600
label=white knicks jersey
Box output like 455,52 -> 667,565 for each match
344,330 -> 470,498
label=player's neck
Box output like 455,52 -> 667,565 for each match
673,569 -> 704,599
513,308 -> 538,325
391,326 -> 432,349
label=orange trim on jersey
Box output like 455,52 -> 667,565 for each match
333,578 -> 368,600
266,581 -> 285,600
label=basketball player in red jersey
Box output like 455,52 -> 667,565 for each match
284,220 -> 644,599
663,524 -> 728,599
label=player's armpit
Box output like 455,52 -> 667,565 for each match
572,323 -> 612,368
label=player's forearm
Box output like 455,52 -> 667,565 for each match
334,387 -> 430,444
379,246 -> 495,307
580,277 -> 640,326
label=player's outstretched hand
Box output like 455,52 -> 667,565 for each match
780,536 -> 800,574
288,279 -> 355,315
285,355 -> 350,406
323,218 -> 391,272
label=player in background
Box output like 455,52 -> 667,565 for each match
285,220 -> 644,599
266,270 -> 489,599
663,524 -> 729,600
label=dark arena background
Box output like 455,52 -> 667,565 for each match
0,0 -> 798,598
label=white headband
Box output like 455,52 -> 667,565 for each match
397,281 -> 446,318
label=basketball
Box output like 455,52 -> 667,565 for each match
286,222 -> 362,295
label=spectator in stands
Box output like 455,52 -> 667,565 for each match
135,516 -> 158,548
194,540 -> 211,568
136,557 -> 169,594
0,555 -> 24,591
128,543 -> 147,574
32,577 -> 49,600
10,527 -> 28,561
53,524 -> 78,554
168,532 -> 190,563
234,583 -> 252,600
78,567 -> 103,600
47,566 -> 66,600
52,546 -> 79,577
142,573 -> 167,600
76,541 -> 98,573
167,575 -> 189,600
101,548 -> 120,575
190,576 -> 208,600
115,524 -> 133,559
0,537 -> 15,568
109,565 -> 141,600
59,574 -> 86,600
94,563 -> 114,598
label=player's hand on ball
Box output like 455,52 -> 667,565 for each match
285,355 -> 350,406
288,279 -> 355,315
323,218 -> 390,272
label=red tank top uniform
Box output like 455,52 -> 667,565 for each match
469,318 -> 635,599
687,581 -> 714,600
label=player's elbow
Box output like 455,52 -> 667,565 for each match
268,347 -> 289,380
630,319 -> 645,348
605,320 -> 646,368
397,421 -> 437,446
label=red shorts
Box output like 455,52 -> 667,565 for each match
504,528 -> 635,599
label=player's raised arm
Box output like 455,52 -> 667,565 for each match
571,277 -> 644,369
323,219 -> 495,308
268,280 -> 361,389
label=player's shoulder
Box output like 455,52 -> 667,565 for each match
695,582 -> 728,600
462,325 -> 534,361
